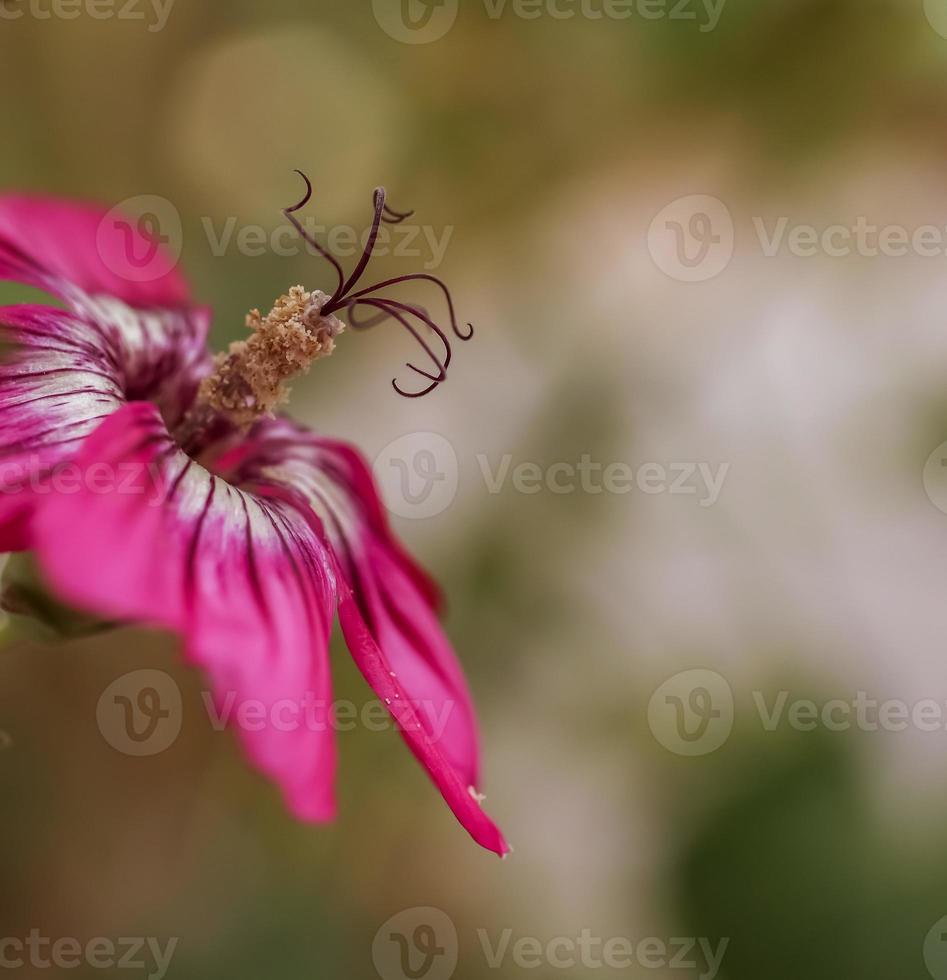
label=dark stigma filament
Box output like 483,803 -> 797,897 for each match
283,170 -> 474,398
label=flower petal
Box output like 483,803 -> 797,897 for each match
69,293 -> 211,420
225,419 -> 506,854
0,194 -> 211,423
0,304 -> 125,549
337,590 -> 509,857
32,403 -> 338,821
0,194 -> 190,310
0,297 -> 210,551
0,305 -> 125,463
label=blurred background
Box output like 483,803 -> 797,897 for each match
4,0 -> 947,976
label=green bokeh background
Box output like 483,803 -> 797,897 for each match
3,0 -> 947,977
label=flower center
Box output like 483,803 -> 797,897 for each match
192,285 -> 345,429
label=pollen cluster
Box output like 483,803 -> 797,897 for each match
196,286 -> 344,428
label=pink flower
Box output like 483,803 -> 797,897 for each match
0,188 -> 508,856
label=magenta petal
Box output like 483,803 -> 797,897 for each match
337,589 -> 509,857
302,436 -> 480,785
0,304 -> 124,465
0,299 -> 210,551
0,194 -> 190,310
347,535 -> 482,787
0,304 -> 125,547
32,403 -> 339,821
310,436 -> 445,611
0,195 -> 211,428
227,419 -> 504,853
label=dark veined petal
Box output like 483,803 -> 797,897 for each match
0,194 -> 212,420
222,418 -> 508,856
0,305 -> 124,461
0,295 -> 211,550
31,403 -> 338,822
0,304 -> 125,549
0,196 -> 213,549
68,293 -> 212,419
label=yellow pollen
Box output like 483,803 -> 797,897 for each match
195,286 -> 344,428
